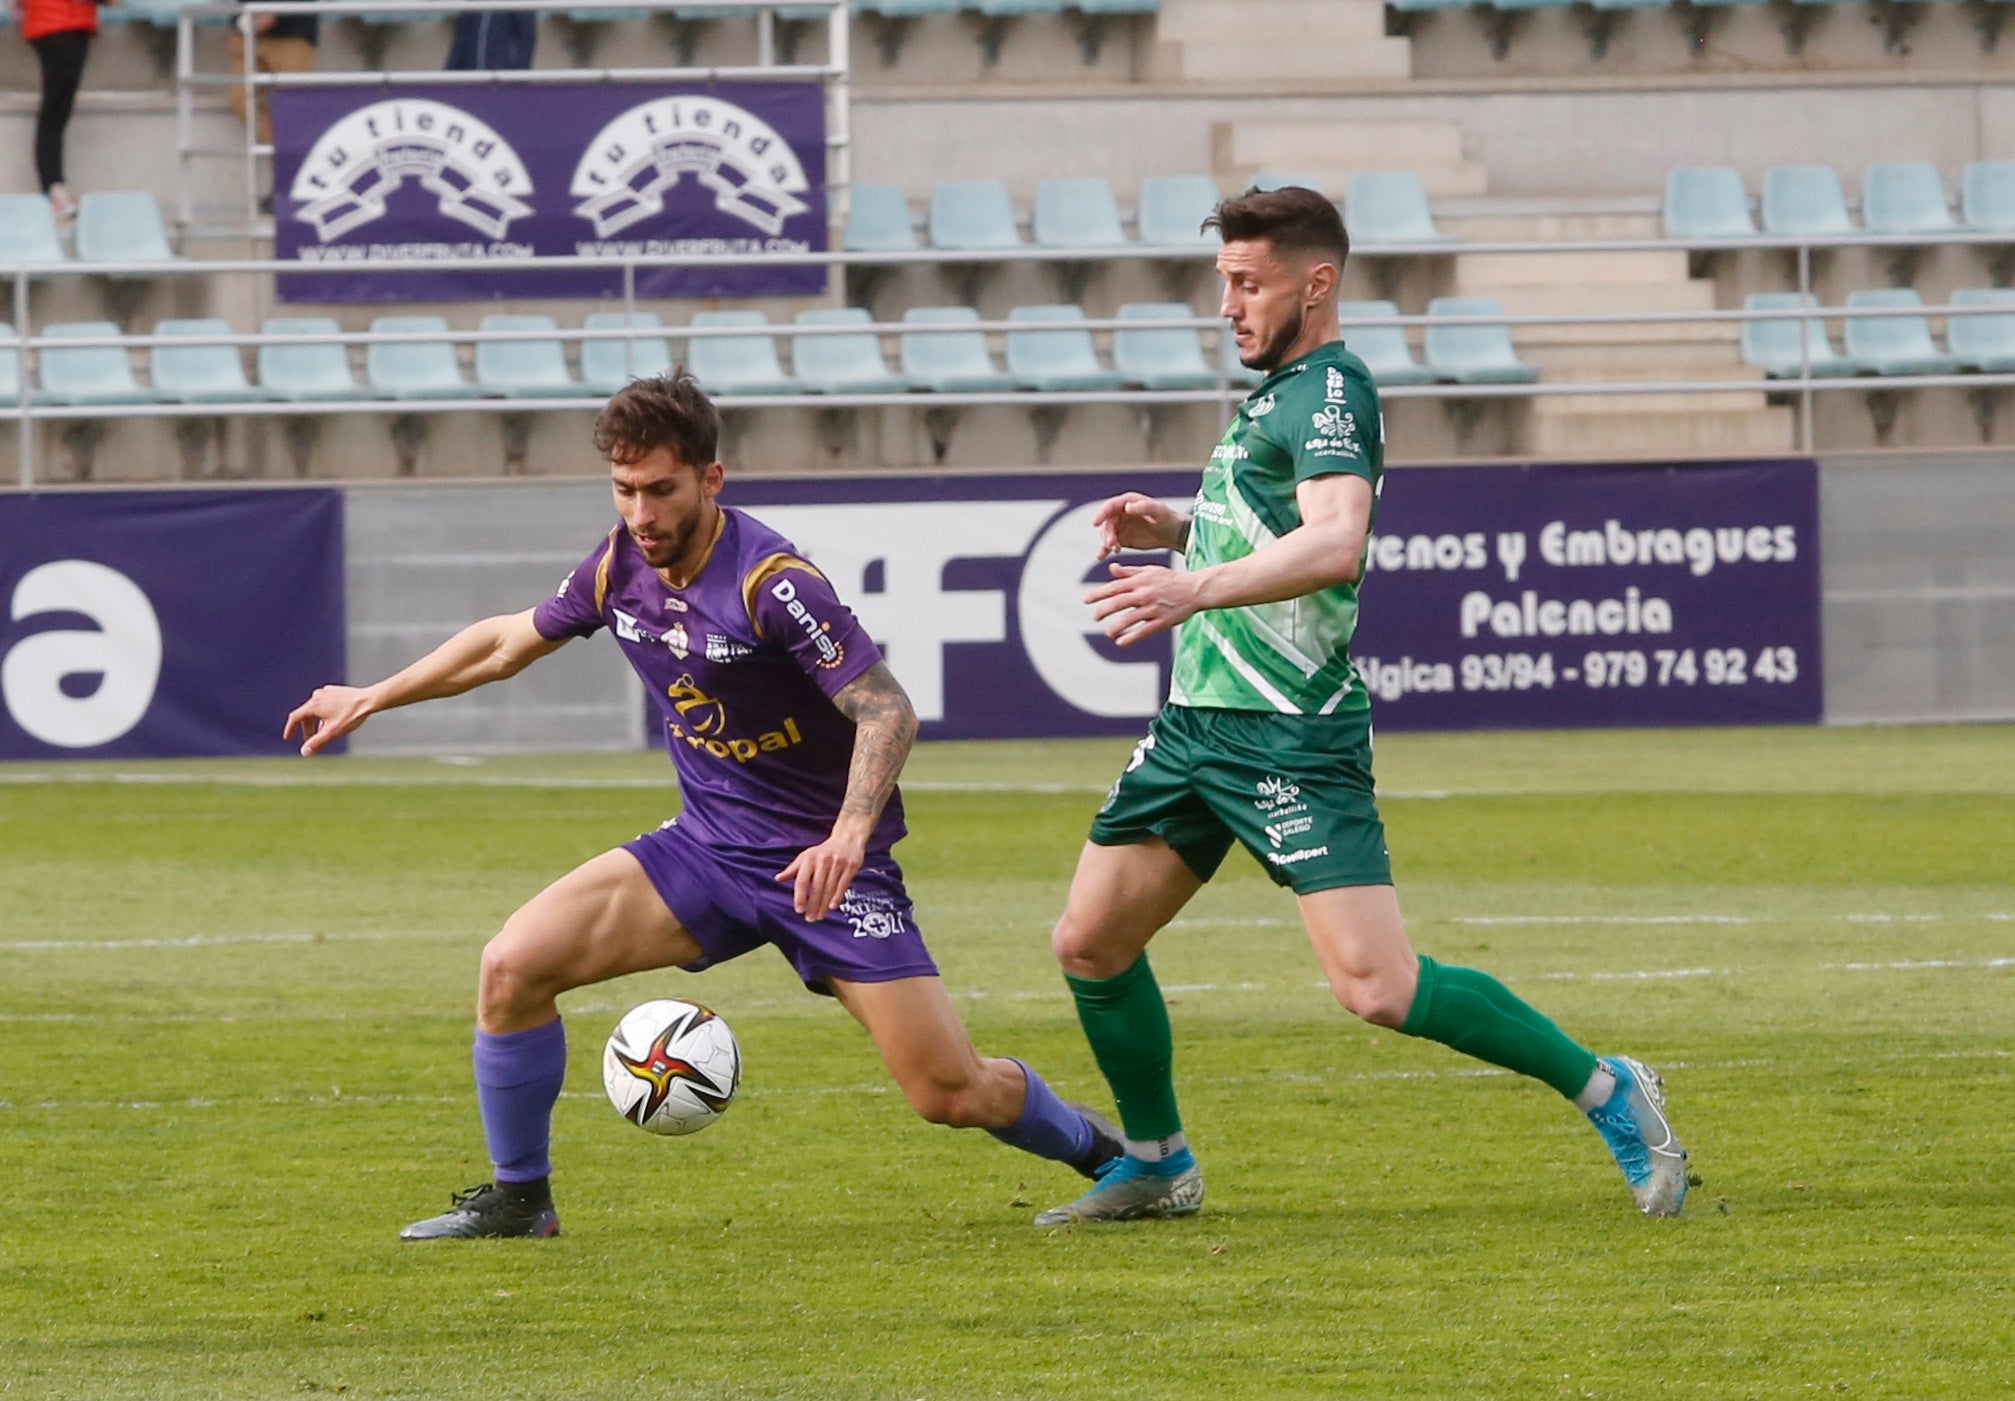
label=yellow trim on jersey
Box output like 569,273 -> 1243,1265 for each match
592,526 -> 621,614
741,551 -> 828,639
661,506 -> 727,591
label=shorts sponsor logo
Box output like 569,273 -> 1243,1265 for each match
1253,775 -> 1303,814
1263,815 -> 1316,848
290,99 -> 535,243
838,890 -> 907,940
769,576 -> 845,670
570,95 -> 813,239
1265,845 -> 1331,867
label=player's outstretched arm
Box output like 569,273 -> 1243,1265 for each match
1086,474 -> 1374,647
283,608 -> 565,756
778,661 -> 919,922
1090,491 -> 1191,557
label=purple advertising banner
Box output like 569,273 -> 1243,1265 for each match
0,490 -> 346,760
271,81 -> 827,303
720,458 -> 1821,740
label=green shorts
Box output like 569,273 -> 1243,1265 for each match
1089,704 -> 1392,895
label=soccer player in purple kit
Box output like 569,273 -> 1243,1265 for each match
284,371 -> 1122,1239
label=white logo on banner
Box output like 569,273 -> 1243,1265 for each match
2,561 -> 162,749
290,99 -> 536,243
569,95 -> 812,239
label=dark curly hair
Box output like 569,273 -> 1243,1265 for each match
592,367 -> 721,469
1202,185 -> 1350,269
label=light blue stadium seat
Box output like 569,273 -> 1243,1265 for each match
1663,166 -> 1757,239
1112,302 -> 1215,390
1843,289 -> 1963,376
0,323 -> 20,407
366,316 -> 476,400
899,306 -> 1015,392
75,192 -> 179,273
1343,171 -> 1456,247
1388,0 -> 1473,12
928,179 -> 1023,250
1005,305 -> 1123,391
111,0 -> 231,26
843,183 -> 918,252
476,314 -> 590,398
1251,173 -> 1325,195
38,322 -> 157,405
580,312 -> 673,396
259,317 -> 367,402
567,7 -> 654,20
1739,293 -> 1854,378
1136,174 -> 1220,250
1073,0 -> 1159,12
354,0 -> 438,24
1949,288 -> 2015,373
859,0 -> 961,13
151,319 -> 261,403
1761,164 -> 1856,237
1863,161 -> 1956,236
688,310 -> 800,396
976,0 -> 1065,12
793,308 -> 909,395
1337,300 -> 1434,386
1033,177 -> 1129,248
1489,0 -> 1574,10
1424,297 -> 1538,384
1961,160 -> 2015,232
0,194 -> 68,269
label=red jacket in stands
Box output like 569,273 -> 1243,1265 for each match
18,0 -> 100,42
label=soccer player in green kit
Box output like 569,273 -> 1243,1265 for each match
1035,186 -> 1690,1226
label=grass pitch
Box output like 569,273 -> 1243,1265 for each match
2,726 -> 2011,1399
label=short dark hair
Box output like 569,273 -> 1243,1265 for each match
593,367 -> 720,468
1202,185 -> 1350,269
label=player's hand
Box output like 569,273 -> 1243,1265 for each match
283,684 -> 376,756
777,827 -> 867,923
1090,493 -> 1188,557
1085,562 -> 1203,646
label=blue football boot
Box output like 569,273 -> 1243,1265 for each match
1587,1056 -> 1689,1217
1033,1148 -> 1204,1226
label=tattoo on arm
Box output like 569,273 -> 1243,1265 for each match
831,661 -> 919,823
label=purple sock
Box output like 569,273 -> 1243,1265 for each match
986,1059 -> 1094,1166
473,1018 -> 567,1184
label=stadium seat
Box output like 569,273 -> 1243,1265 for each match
151,319 -> 262,403
1946,288 -> 2015,373
1863,161 -> 1957,236
1663,166 -> 1757,240
1112,302 -> 1217,390
474,315 -> 589,399
928,179 -> 1023,250
1005,305 -> 1124,391
580,312 -> 674,396
1961,160 -> 2015,232
1423,297 -> 1538,384
1343,171 -> 1456,247
1843,289 -> 1962,376
75,192 -> 180,273
259,317 -> 368,402
687,311 -> 801,396
843,183 -> 918,252
365,316 -> 477,400
1136,174 -> 1221,250
792,308 -> 909,394
899,306 -> 1015,392
0,194 -> 68,268
859,0 -> 961,13
1739,293 -> 1855,379
1761,165 -> 1857,237
1251,173 -> 1325,195
37,321 -> 157,405
0,323 -> 20,407
113,0 -> 230,25
1033,177 -> 1129,249
1337,300 -> 1434,386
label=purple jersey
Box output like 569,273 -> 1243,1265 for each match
533,508 -> 902,857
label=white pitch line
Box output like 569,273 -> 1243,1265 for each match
0,930 -> 473,952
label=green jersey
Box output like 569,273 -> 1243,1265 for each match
1169,340 -> 1383,715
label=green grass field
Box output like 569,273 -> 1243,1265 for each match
2,726 -> 2011,1399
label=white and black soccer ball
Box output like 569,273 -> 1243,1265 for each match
602,999 -> 741,1136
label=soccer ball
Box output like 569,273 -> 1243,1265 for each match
602,999 -> 742,1136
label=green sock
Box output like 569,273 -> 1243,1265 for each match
1064,955 -> 1183,1141
1399,955 -> 1599,1100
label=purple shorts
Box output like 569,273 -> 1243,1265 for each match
622,820 -> 939,996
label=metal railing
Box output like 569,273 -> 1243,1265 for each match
176,0 -> 852,239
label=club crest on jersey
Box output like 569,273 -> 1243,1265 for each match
1248,392 -> 1276,418
570,96 -> 812,239
290,99 -> 535,242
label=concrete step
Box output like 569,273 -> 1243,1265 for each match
1215,119 -> 1467,174
1532,389 -> 1773,416
1220,159 -> 1489,199
1484,281 -> 1735,346
1526,404 -> 1795,458
1454,249 -> 1692,289
1438,212 -> 1663,242
1175,36 -> 1414,82
1158,0 -> 1392,45
1525,342 -> 1756,377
